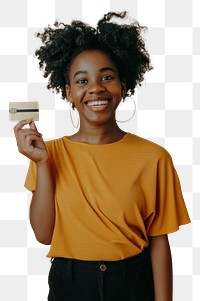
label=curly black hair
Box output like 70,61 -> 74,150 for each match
35,11 -> 152,106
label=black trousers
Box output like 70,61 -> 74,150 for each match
48,248 -> 154,301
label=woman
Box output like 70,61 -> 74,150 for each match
14,12 -> 190,301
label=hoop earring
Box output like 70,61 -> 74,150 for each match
116,95 -> 136,123
69,103 -> 80,128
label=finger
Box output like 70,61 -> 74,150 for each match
25,134 -> 43,143
17,131 -> 43,149
21,141 -> 39,154
29,120 -> 37,131
25,135 -> 43,148
18,129 -> 42,136
19,135 -> 44,154
33,139 -> 46,150
14,119 -> 34,134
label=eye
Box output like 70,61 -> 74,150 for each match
76,78 -> 88,85
101,75 -> 114,82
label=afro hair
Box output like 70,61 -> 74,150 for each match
35,11 -> 152,104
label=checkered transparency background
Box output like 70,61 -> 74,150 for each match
0,0 -> 199,300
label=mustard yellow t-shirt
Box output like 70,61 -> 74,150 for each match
24,133 -> 190,260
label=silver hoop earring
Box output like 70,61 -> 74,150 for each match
116,95 -> 136,123
69,103 -> 80,128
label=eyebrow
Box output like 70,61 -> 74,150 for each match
73,67 -> 116,78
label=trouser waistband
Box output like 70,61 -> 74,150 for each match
49,247 -> 153,301
51,247 -> 150,274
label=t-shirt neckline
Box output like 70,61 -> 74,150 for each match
64,132 -> 130,147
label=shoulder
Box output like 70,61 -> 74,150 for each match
44,137 -> 66,153
126,133 -> 172,162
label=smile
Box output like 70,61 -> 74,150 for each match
87,100 -> 109,107
84,99 -> 111,112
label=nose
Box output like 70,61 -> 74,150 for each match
88,80 -> 105,94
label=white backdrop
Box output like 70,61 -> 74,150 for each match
0,0 -> 199,300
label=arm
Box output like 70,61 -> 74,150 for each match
14,120 -> 55,245
30,160 -> 55,245
149,234 -> 173,301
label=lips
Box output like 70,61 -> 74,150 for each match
84,97 -> 112,111
87,100 -> 109,106
84,97 -> 112,105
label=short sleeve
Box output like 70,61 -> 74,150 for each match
24,160 -> 37,192
146,153 -> 190,236
24,141 -> 55,192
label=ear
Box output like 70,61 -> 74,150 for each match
65,85 -> 72,102
121,81 -> 127,99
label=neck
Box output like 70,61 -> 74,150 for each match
71,120 -> 126,145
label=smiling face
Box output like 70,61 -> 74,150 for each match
66,49 -> 126,127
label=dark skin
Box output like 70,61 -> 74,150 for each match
14,49 -> 172,301
67,51 -> 173,300
65,49 -> 127,145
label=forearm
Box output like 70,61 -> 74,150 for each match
30,160 -> 55,245
149,235 -> 173,301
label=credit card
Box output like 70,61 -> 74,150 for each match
9,101 -> 39,121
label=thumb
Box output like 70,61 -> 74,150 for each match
29,120 -> 37,131
29,120 -> 45,149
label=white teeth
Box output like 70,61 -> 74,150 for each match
87,100 -> 109,106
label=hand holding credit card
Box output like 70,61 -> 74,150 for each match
9,101 -> 39,121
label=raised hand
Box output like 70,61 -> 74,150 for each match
14,119 -> 48,165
